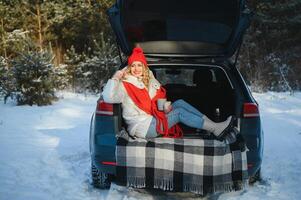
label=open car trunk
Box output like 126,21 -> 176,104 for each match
119,65 -> 236,138
107,0 -> 252,58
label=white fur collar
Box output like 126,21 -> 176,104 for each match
122,72 -> 161,90
122,75 -> 145,89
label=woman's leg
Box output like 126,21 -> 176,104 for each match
145,107 -> 204,138
166,107 -> 204,129
172,99 -> 203,117
146,106 -> 233,138
145,118 -> 159,138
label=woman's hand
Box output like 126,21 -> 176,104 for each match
112,67 -> 127,80
164,101 -> 172,114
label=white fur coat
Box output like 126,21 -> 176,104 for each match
102,73 -> 161,138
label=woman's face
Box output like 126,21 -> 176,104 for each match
130,61 -> 144,78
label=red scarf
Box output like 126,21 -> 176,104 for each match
122,81 -> 183,138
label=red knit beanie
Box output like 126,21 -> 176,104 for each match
128,47 -> 148,67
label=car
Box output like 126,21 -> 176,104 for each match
89,0 -> 263,189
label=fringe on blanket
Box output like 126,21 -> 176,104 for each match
184,180 -> 248,195
154,178 -> 174,191
183,183 -> 235,195
126,178 -> 248,195
183,183 -> 204,195
127,177 -> 146,188
151,179 -> 248,195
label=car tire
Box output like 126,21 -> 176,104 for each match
91,162 -> 112,189
249,168 -> 262,184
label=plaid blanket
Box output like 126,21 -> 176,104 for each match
115,131 -> 248,195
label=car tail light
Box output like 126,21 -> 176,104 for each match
96,100 -> 113,116
101,161 -> 117,166
243,103 -> 259,118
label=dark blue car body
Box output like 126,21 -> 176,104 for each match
89,0 -> 263,188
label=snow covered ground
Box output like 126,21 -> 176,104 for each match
0,91 -> 301,200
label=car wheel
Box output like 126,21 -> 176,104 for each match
249,168 -> 262,184
91,162 -> 112,189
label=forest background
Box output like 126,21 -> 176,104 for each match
0,0 -> 300,105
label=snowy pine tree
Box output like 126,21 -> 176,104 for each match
78,36 -> 119,93
65,33 -> 119,93
52,64 -> 70,91
238,1 -> 301,92
11,50 -> 58,105
265,53 -> 294,93
64,45 -> 89,92
0,56 -> 16,103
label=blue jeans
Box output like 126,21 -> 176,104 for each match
146,99 -> 205,138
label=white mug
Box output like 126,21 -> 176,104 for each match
157,98 -> 167,111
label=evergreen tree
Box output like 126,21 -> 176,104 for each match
11,49 -> 58,105
0,0 -> 28,58
0,35 -> 70,105
0,56 -> 16,103
238,0 -> 301,92
67,34 -> 119,93
50,0 -> 115,63
64,45 -> 89,91
52,63 -> 70,91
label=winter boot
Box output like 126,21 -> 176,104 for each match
202,115 -> 235,140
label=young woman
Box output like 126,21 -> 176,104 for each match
102,47 -> 234,139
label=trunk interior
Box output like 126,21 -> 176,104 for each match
120,64 -> 236,138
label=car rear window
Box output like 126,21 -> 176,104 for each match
153,68 -> 194,86
152,67 -> 230,88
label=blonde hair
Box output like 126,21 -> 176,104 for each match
142,66 -> 150,89
125,64 -> 151,89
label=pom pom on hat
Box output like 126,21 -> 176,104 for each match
133,47 -> 143,54
128,47 -> 148,67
